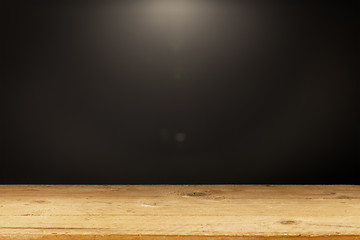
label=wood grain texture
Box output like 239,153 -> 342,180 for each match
0,185 -> 359,240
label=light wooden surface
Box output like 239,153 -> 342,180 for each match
0,185 -> 359,240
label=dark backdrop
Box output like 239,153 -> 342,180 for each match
1,0 -> 359,184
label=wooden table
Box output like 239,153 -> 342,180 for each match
0,185 -> 359,239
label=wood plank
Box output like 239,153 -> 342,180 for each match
0,185 -> 359,239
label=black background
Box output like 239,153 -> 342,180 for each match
1,0 -> 359,184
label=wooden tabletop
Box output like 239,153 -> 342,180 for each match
0,185 -> 359,239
